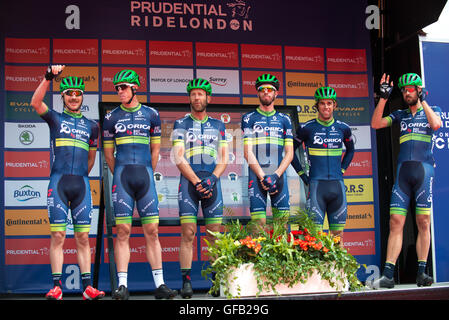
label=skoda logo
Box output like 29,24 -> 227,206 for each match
19,130 -> 34,145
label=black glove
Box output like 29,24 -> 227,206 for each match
419,88 -> 428,102
44,66 -> 55,81
195,174 -> 218,198
379,81 -> 393,99
261,173 -> 280,194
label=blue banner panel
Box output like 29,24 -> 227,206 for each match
420,38 -> 449,282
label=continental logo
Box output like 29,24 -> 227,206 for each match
346,205 -> 375,229
344,178 -> 374,203
285,72 -> 325,97
5,210 -> 50,236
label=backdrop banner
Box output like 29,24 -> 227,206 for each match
0,0 -> 380,294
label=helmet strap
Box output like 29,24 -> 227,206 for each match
127,86 -> 137,105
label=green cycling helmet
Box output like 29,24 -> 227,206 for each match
186,78 -> 212,96
314,86 -> 337,101
255,73 -> 280,90
59,76 -> 85,93
398,73 -> 422,88
113,69 -> 140,86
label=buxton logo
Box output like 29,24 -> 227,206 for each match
13,185 -> 42,202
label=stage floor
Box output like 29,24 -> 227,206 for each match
1,282 -> 448,300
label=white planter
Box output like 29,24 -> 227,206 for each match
221,263 -> 349,298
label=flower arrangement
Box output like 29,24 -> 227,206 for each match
202,210 -> 363,298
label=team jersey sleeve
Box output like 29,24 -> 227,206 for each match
102,111 -> 115,150
218,121 -> 228,149
172,119 -> 185,147
150,110 -> 162,145
241,113 -> 254,146
341,124 -> 355,172
385,110 -> 402,127
39,108 -> 59,128
283,114 -> 293,147
89,120 -> 99,150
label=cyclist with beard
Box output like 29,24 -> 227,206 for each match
30,65 -> 104,300
103,69 -> 177,299
370,73 -> 442,289
241,74 -> 294,224
172,78 -> 228,298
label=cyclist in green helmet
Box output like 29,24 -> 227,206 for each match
104,69 -> 177,299
370,73 -> 442,289
291,86 -> 354,244
173,78 -> 228,298
30,65 -> 104,300
241,74 -> 294,225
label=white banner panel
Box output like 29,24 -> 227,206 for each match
4,122 -> 50,149
149,68 -> 193,93
196,69 -> 240,94
5,180 -> 49,207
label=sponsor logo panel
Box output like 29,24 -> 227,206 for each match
241,70 -> 283,95
149,68 -> 193,93
342,231 -> 376,256
344,178 -> 374,203
334,98 -> 371,124
284,46 -> 324,71
4,180 -> 49,207
4,151 -> 50,178
196,42 -> 239,67
287,98 -> 317,123
346,204 -> 375,229
5,238 -> 97,265
327,74 -> 369,98
53,39 -> 98,64
5,209 -> 50,236
196,69 -> 240,94
344,151 -> 372,176
53,66 -> 99,92
240,44 -> 282,69
285,72 -> 325,97
4,122 -> 50,149
5,38 -> 50,63
149,41 -> 193,66
327,48 -> 367,72
101,39 -> 146,65
5,66 -> 45,91
5,92 -> 48,121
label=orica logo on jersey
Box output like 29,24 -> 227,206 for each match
185,131 -> 219,143
115,122 -> 151,133
313,135 -> 342,145
60,123 -> 90,137
253,124 -> 284,134
400,121 -> 430,132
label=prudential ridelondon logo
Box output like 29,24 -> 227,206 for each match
14,185 -> 42,202
130,0 -> 254,32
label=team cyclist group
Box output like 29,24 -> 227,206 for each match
30,64 -> 440,299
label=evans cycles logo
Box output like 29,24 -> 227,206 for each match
130,0 -> 254,32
